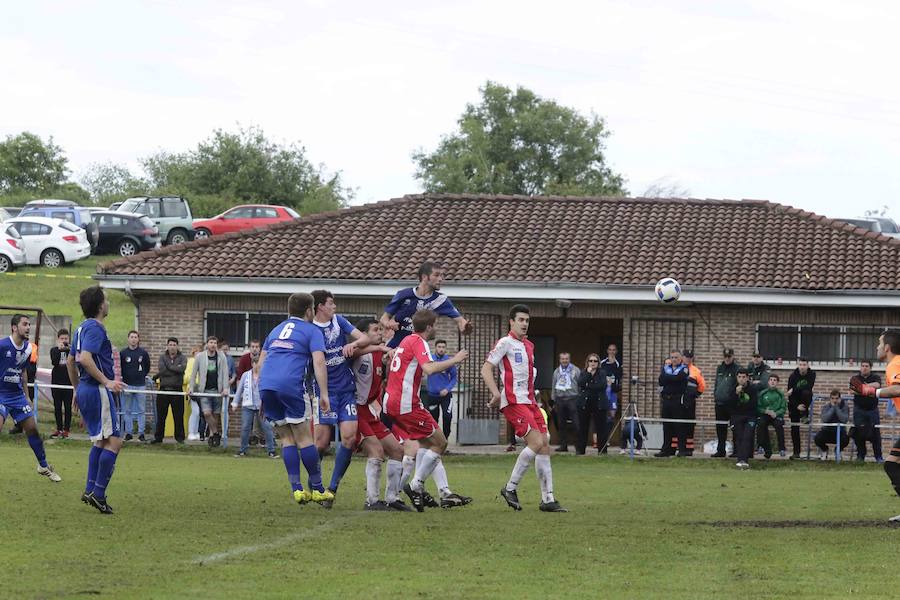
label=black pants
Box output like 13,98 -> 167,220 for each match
155,386 -> 185,442
715,404 -> 733,455
51,386 -> 73,432
554,396 -> 579,449
756,415 -> 785,457
660,394 -> 681,455
731,414 -> 757,462
814,426 -> 850,452
576,400 -> 607,454
788,400 -> 810,456
853,408 -> 882,460
677,395 -> 697,454
424,393 -> 452,439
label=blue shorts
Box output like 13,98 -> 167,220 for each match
77,383 -> 121,441
318,389 -> 357,425
0,394 -> 34,424
262,389 -> 312,426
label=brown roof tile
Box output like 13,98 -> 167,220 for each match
96,194 -> 900,291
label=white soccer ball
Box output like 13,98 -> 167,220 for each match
654,278 -> 681,303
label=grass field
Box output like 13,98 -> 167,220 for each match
2,255 -> 134,347
2,439 -> 898,599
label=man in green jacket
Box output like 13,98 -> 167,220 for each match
756,374 -> 787,459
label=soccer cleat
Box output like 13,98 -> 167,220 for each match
37,465 -> 62,482
889,514 -> 900,522
539,500 -> 568,513
268,452 -> 279,459
403,484 -> 425,512
293,489 -> 312,505
364,501 -> 391,511
422,490 -> 439,508
81,492 -> 91,505
86,492 -> 114,515
439,493 -> 470,508
499,487 -> 522,511
735,461 -> 750,470
312,489 -> 335,508
387,499 -> 415,512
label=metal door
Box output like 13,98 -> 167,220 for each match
627,318 -> 694,418
456,313 -> 502,444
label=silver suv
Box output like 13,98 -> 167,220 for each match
115,196 -> 195,245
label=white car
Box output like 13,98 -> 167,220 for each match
5,216 -> 91,268
0,222 -> 26,272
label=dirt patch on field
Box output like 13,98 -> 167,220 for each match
693,520 -> 900,529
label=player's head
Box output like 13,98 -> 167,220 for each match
877,329 -> 900,361
508,304 -> 530,337
311,289 -> 336,320
768,373 -> 779,387
669,349 -> 682,365
797,357 -> 809,373
206,335 -> 218,353
418,261 -> 445,291
356,317 -> 383,345
57,328 -> 69,347
559,352 -> 571,367
127,330 -> 139,348
412,309 -> 437,339
166,337 -> 179,353
10,314 -> 30,340
249,339 -> 261,357
434,339 -> 447,356
859,360 -> 871,375
752,351 -> 763,366
288,292 -> 315,320
737,368 -> 749,385
79,285 -> 108,320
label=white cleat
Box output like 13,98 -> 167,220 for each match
889,514 -> 900,522
735,461 -> 750,470
37,465 -> 62,482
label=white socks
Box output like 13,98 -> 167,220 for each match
506,446 -> 536,492
432,458 -> 451,497
385,459 -> 402,503
410,449 -> 441,492
365,457 -> 383,505
535,454 -> 554,503
400,455 -> 415,489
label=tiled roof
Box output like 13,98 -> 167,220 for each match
97,194 -> 900,291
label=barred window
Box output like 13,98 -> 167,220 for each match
205,311 -> 287,349
756,324 -> 888,366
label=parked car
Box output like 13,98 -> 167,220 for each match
0,207 -> 22,218
92,211 -> 161,256
0,207 -> 10,222
18,202 -> 100,250
5,216 -> 91,268
871,217 -> 900,238
109,201 -> 123,211
115,196 -> 195,245
192,204 -> 299,239
0,222 -> 26,273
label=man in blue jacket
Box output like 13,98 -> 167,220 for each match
425,339 -> 457,439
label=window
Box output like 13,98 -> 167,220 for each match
205,311 -> 288,348
284,207 -> 300,218
757,325 -> 797,361
139,200 -> 161,218
845,327 -> 884,364
5,225 -> 21,239
757,324 -> 889,366
799,326 -> 840,362
161,198 -> 187,218
15,222 -> 50,236
249,313 -> 285,343
51,211 -> 76,223
256,207 -> 278,218
224,207 -> 254,219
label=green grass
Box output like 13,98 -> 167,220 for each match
2,255 -> 134,346
1,440 -> 897,599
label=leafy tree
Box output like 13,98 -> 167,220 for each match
0,132 -> 69,193
79,162 -> 146,205
413,81 -> 626,196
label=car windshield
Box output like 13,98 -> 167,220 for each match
118,199 -> 142,212
285,207 -> 300,218
59,221 -> 81,232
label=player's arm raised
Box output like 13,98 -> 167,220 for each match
311,350 -> 330,413
421,349 -> 468,376
79,350 -> 124,393
454,315 -> 473,335
379,312 -> 399,332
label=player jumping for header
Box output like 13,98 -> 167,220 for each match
482,304 -> 567,513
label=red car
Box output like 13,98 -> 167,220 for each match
192,205 -> 299,239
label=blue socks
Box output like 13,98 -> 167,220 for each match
282,445 -> 302,492
85,446 -> 102,494
93,449 -> 118,500
329,444 -> 353,492
27,434 -> 48,468
300,445 -> 324,492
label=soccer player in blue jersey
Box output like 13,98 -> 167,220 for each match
0,314 -> 61,482
381,261 -> 472,349
66,286 -> 124,514
258,292 -> 332,506
309,289 -> 370,507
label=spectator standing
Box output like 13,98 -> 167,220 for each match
576,354 -> 610,455
230,358 -> 276,457
236,339 -> 261,380
49,329 -> 73,438
851,361 -> 883,462
550,352 -> 581,452
814,389 -> 850,460
598,344 -> 622,455
188,335 -> 229,447
747,351 -> 771,395
681,349 -> 706,456
152,337 -> 187,444
756,374 -> 787,458
185,344 -> 201,441
731,368 -> 759,469
220,340 -> 237,393
712,348 -> 740,457
120,330 -> 150,441
787,358 -> 816,459
424,339 -> 457,439
656,350 -> 688,458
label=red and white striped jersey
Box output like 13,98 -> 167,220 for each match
384,334 -> 432,415
353,350 -> 384,406
486,332 -> 535,409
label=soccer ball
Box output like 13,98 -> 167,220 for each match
655,278 -> 681,303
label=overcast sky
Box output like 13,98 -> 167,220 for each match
2,0 -> 898,219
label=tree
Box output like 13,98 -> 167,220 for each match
79,162 -> 147,205
413,81 -> 626,196
0,132 -> 69,193
641,177 -> 691,198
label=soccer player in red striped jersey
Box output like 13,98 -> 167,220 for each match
482,304 -> 567,512
383,309 -> 469,512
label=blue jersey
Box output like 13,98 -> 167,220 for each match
312,315 -> 356,393
259,317 -> 325,395
0,336 -> 31,400
384,287 -> 461,348
70,319 -> 115,385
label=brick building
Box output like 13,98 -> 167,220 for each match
94,194 -> 900,452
